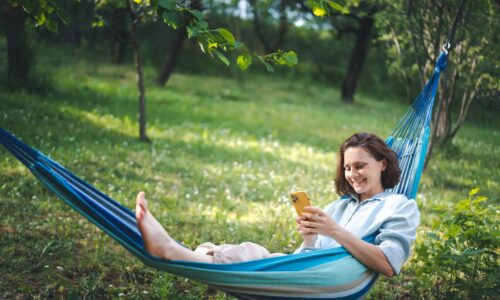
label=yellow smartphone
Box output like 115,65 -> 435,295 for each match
290,191 -> 312,217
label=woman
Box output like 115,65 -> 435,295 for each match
135,133 -> 420,277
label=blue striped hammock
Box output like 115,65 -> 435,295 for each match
0,52 -> 447,299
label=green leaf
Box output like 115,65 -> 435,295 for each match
469,187 -> 480,197
196,19 -> 209,30
217,28 -> 235,46
214,51 -> 230,66
162,10 -> 181,29
47,0 -> 68,25
22,1 -> 37,15
92,20 -> 105,28
257,56 -> 274,72
448,224 -> 461,237
236,52 -> 252,71
186,25 -> 199,38
472,195 -> 487,204
191,9 -> 204,20
35,13 -> 47,26
282,51 -> 298,66
312,5 -> 327,17
327,1 -> 344,12
208,41 -> 218,50
158,0 -> 176,10
45,18 -> 58,33
427,232 -> 440,240
233,41 -> 245,49
198,40 -> 206,53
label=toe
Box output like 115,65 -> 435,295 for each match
135,199 -> 145,220
135,205 -> 142,220
137,192 -> 148,207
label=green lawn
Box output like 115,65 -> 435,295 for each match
1,44 -> 498,299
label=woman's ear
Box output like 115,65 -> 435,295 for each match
381,158 -> 387,171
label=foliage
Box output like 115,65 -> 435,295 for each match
376,0 -> 499,143
6,0 -> 68,32
411,188 -> 499,299
157,0 -> 298,71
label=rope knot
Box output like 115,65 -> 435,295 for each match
434,52 -> 448,72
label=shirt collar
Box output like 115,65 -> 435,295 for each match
345,191 -> 394,204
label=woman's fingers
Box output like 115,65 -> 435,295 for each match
301,220 -> 319,228
302,212 -> 319,221
298,226 -> 317,235
304,206 -> 324,216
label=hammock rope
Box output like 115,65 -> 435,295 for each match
443,0 -> 468,53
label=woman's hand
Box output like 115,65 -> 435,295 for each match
296,215 -> 318,247
299,206 -> 339,238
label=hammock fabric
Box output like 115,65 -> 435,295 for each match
0,50 -> 447,299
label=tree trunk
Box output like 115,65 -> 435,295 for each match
113,8 -> 128,64
156,0 -> 201,86
127,1 -> 149,142
341,16 -> 374,103
156,27 -> 187,86
274,0 -> 288,51
4,5 -> 29,83
250,0 -> 272,53
435,97 -> 452,139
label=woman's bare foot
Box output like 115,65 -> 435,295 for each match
135,192 -> 214,263
135,192 -> 176,259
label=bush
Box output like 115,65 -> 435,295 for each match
411,188 -> 499,299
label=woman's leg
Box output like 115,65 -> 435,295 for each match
135,192 -> 213,263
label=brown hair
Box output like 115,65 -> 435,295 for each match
335,132 -> 400,196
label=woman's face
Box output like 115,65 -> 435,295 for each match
344,146 -> 386,200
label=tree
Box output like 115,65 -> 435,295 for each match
334,2 -> 377,103
2,0 -> 67,85
156,0 -> 202,86
2,4 -> 29,83
156,24 -> 187,85
94,1 -> 130,64
377,0 -> 499,165
295,0 -> 376,103
126,0 -> 150,142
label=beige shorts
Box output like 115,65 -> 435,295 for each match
194,242 -> 286,264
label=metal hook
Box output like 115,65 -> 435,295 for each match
442,43 -> 450,55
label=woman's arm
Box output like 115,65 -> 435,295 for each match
301,207 -> 395,278
326,224 -> 394,277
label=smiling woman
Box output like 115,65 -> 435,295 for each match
136,132 -> 420,278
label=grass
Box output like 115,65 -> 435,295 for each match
0,43 -> 498,299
